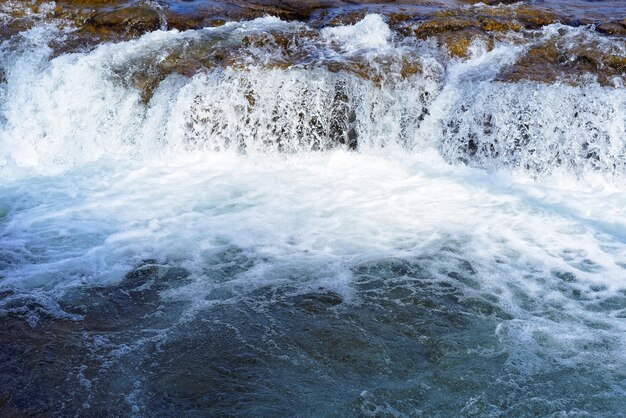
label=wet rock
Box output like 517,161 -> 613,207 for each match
0,0 -> 124,35
471,5 -> 557,29
81,5 -> 161,40
58,0 -> 124,6
412,6 -> 557,59
513,6 -> 558,29
443,30 -> 476,57
111,39 -> 224,102
116,23 -> 424,103
423,5 -> 558,33
481,18 -> 521,32
292,290 -> 343,312
163,11 -> 227,31
498,39 -> 561,83
596,19 -> 626,36
0,18 -> 32,40
460,0 -> 521,4
3,1 -> 623,99
498,38 -> 626,85
53,261 -> 192,333
120,261 -> 192,292
0,283 -> 186,416
326,59 -> 380,82
400,57 -> 421,77
414,17 -> 475,38
0,317 -> 82,415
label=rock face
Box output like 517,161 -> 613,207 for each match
1,1 -> 624,88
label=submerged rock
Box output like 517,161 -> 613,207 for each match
291,290 -> 343,312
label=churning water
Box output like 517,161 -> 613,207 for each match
1,6 -> 626,417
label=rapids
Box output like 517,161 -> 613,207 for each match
1,3 -> 626,417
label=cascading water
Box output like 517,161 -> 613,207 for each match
1,2 -> 626,416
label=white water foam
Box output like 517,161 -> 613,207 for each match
321,14 -> 392,52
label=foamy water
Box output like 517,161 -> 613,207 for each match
1,12 -> 626,417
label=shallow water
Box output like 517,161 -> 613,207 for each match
537,0 -> 626,20
1,3 -> 626,417
160,0 -> 626,21
2,152 -> 626,416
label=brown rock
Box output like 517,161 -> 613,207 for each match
163,11 -> 227,31
411,4 -> 557,61
57,0 -> 123,6
514,5 -> 558,29
400,58 -> 421,78
480,18 -> 521,32
596,19 -> 626,36
414,17 -> 475,38
497,38 -> 626,85
459,0 -> 520,4
445,32 -> 473,57
82,6 -> 161,39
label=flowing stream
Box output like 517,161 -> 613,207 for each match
1,3 -> 626,416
